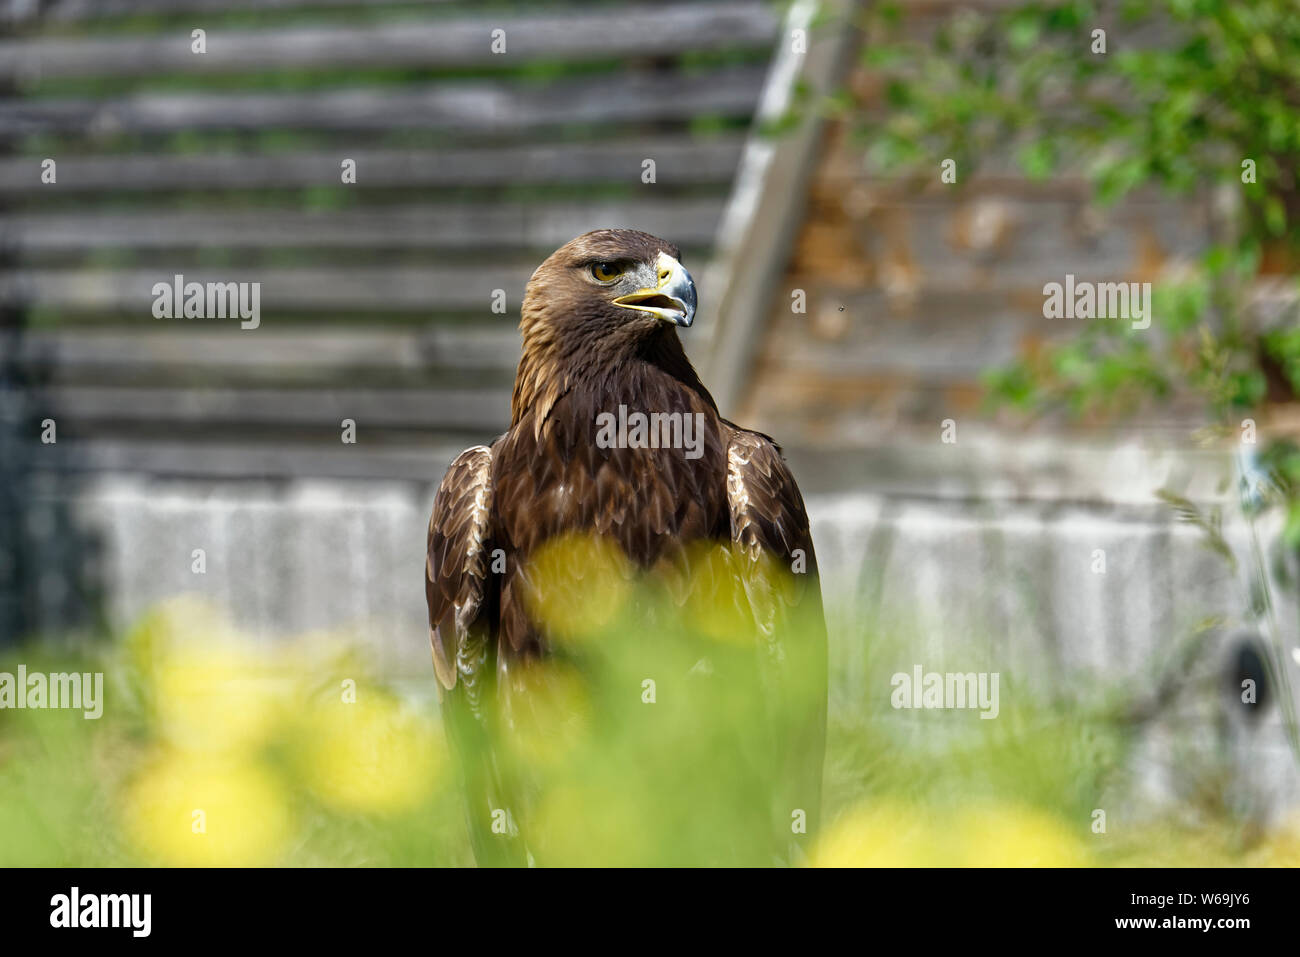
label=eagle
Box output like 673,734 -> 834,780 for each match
425,229 -> 827,866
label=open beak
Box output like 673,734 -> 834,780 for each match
613,251 -> 697,328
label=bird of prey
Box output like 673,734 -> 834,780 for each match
425,229 -> 826,866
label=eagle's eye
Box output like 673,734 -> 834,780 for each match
591,262 -> 623,283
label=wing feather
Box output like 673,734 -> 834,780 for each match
725,426 -> 828,847
426,443 -> 531,866
425,445 -> 494,691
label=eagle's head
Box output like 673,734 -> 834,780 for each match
512,229 -> 710,427
521,228 -> 697,349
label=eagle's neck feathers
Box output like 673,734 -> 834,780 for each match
510,316 -> 716,439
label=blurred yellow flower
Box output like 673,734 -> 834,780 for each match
521,533 -> 633,645
294,691 -> 443,814
650,540 -> 800,647
814,800 -> 1089,867
676,542 -> 754,645
954,803 -> 1089,867
812,800 -> 946,867
153,643 -> 288,755
122,595 -> 290,755
122,751 -> 290,866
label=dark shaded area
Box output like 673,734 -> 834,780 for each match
1229,636 -> 1272,721
0,32 -> 104,645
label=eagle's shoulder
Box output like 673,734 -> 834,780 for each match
426,443 -> 497,690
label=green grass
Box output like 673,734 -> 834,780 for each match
1,582 -> 1296,867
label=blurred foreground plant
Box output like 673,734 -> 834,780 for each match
0,595 -> 463,866
2,588 -> 1298,865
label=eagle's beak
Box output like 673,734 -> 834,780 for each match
613,252 -> 697,328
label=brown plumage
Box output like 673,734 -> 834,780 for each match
425,229 -> 827,866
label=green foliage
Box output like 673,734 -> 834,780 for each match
4,590 -> 1290,866
857,1 -> 1300,493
